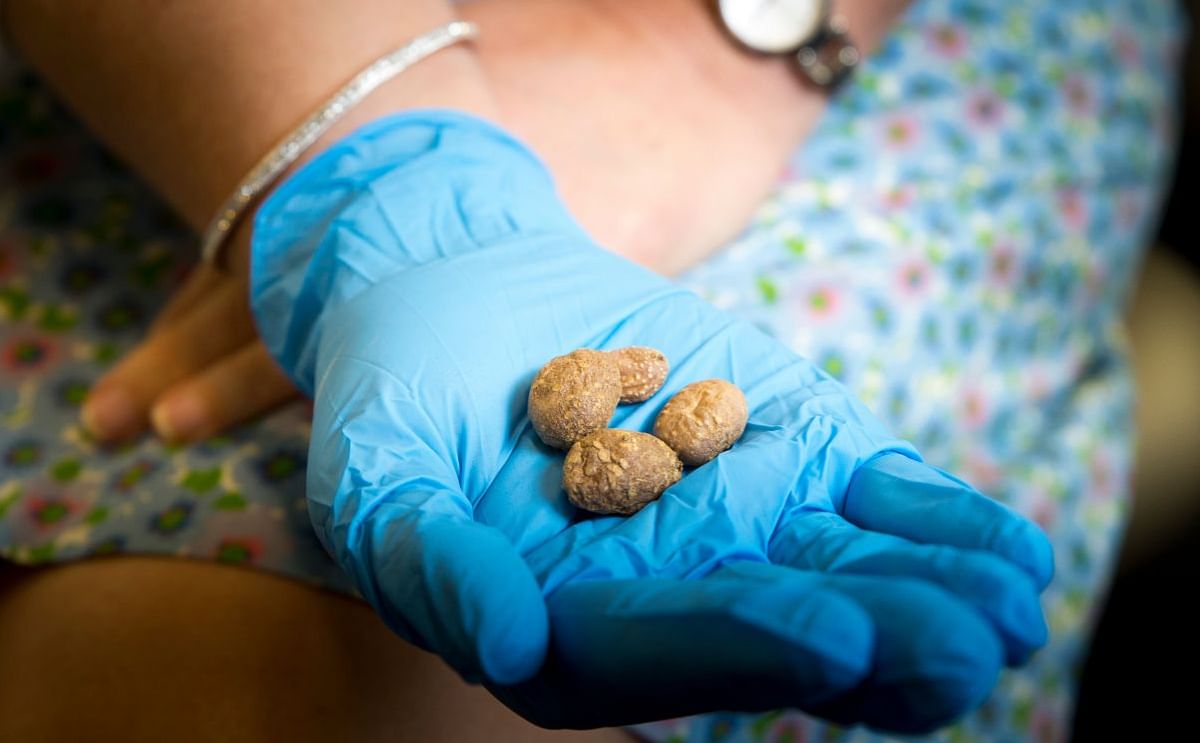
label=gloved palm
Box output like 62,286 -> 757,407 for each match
250,112 -> 1053,733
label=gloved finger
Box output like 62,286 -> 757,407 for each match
770,510 -> 1047,665
713,563 -> 1003,735
148,341 -> 299,444
487,562 -> 875,729
353,489 -> 549,685
81,278 -> 256,441
799,569 -> 1004,734
148,263 -> 223,334
843,452 -> 1055,590
308,356 -> 548,686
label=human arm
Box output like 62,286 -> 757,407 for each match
8,0 -> 909,443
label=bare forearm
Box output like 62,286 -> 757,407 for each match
6,0 -> 496,231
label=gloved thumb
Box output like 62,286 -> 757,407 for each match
306,357 -> 549,685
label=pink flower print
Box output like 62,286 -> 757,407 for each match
1063,73 -> 1093,116
1033,704 -> 1066,743
1113,29 -> 1140,65
1080,261 -> 1104,303
771,718 -> 808,743
2,334 -> 60,375
1116,189 -> 1142,230
966,90 -> 1006,129
1057,188 -> 1087,232
988,243 -> 1019,287
803,285 -> 841,320
1025,365 -> 1052,402
964,452 -> 1003,492
896,259 -> 930,297
881,183 -> 915,211
25,492 -> 81,532
1030,490 -> 1059,532
1088,452 -> 1116,500
882,115 -> 920,150
959,386 -> 989,429
926,22 -> 967,59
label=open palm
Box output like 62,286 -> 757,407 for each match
252,112 -> 1053,734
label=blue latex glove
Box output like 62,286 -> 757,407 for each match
250,111 -> 1054,733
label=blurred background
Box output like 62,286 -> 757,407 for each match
1072,1 -> 1200,738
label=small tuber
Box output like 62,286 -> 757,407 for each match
563,429 -> 683,515
527,349 -> 623,449
653,379 -> 748,467
612,346 -> 669,403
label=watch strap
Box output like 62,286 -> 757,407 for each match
795,16 -> 860,89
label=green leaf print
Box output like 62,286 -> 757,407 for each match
50,458 -> 82,482
748,710 -> 784,737
93,341 -> 122,365
0,286 -> 31,320
213,492 -> 248,511
203,434 -> 233,449
36,502 -> 68,525
1012,697 -> 1033,729
217,541 -> 253,565
130,253 -> 173,288
36,304 -> 78,331
181,467 -> 222,493
756,276 -> 779,305
28,542 -> 56,564
0,487 -> 21,519
784,236 -> 807,257
59,380 -> 89,407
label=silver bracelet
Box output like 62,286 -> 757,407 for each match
200,20 -> 479,270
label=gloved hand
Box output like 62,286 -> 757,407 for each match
249,111 -> 1054,734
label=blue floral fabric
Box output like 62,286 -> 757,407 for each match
0,0 -> 1183,741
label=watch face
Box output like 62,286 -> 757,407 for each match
718,0 -> 827,54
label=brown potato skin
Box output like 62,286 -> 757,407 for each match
563,429 -> 683,515
611,347 -> 669,403
653,379 -> 748,467
528,350 -> 622,449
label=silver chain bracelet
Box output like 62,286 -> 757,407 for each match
200,20 -> 479,270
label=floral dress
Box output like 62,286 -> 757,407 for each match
0,0 -> 1183,741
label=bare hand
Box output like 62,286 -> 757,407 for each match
81,258 -> 298,444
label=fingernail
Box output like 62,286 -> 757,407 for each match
151,394 -> 206,443
82,386 -> 135,440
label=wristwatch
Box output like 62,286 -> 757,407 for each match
716,0 -> 860,89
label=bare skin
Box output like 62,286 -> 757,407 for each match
0,1 -> 910,740
0,558 -> 628,742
